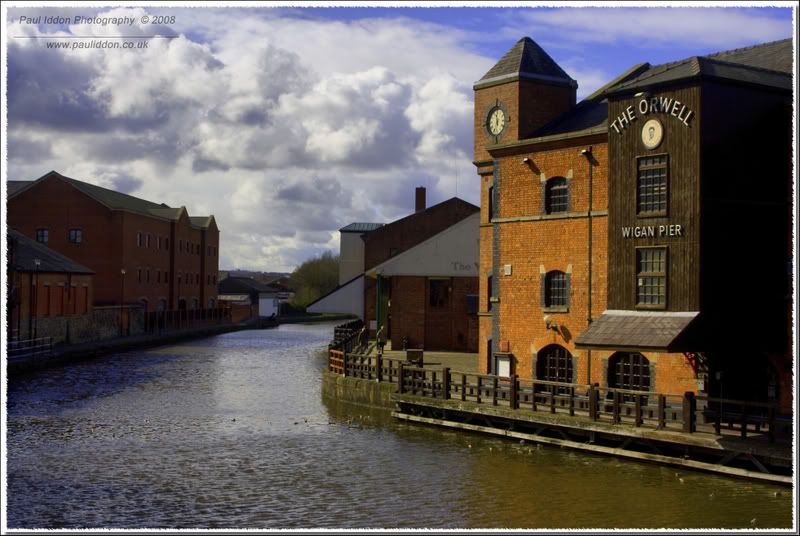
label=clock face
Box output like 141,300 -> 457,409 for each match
487,107 -> 506,136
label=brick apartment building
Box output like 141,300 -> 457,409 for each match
476,38 -> 792,413
8,171 -> 220,313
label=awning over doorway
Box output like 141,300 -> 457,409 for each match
575,310 -> 699,352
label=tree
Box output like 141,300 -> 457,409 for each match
289,250 -> 339,308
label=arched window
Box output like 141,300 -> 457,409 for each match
158,299 -> 167,312
536,345 -> 574,390
542,270 -> 569,308
608,352 -> 651,398
545,177 -> 569,214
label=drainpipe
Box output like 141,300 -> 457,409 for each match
581,146 -> 594,384
375,273 -> 382,342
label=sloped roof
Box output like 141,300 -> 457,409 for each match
7,181 -> 32,196
606,39 -> 793,96
705,38 -> 792,74
8,229 -> 94,274
189,215 -> 215,229
11,171 -> 216,226
575,310 -> 699,351
476,37 -> 576,88
339,222 -> 384,233
525,64 -> 650,139
218,276 -> 278,295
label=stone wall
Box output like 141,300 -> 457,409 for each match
34,305 -> 145,345
320,371 -> 398,410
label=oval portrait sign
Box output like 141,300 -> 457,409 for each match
642,118 -> 664,150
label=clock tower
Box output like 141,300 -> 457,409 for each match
473,37 -> 577,162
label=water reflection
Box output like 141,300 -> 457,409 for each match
6,323 -> 792,529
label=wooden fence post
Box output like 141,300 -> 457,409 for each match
682,392 -> 696,433
510,374 -> 518,410
740,402 -> 747,440
442,367 -> 450,400
588,384 -> 597,420
461,374 -> 467,402
398,363 -> 405,394
657,394 -> 666,429
376,353 -> 383,382
635,394 -> 643,427
492,376 -> 498,406
612,391 -> 621,424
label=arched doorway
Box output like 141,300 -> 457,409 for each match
608,352 -> 651,401
536,344 -> 573,393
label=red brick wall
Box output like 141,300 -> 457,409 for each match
9,271 -> 93,338
363,199 -> 478,270
477,141 -> 609,379
122,212 -> 172,311
8,174 -> 219,312
389,276 -> 426,349
474,79 -> 575,162
387,276 -> 479,352
8,174 -> 120,304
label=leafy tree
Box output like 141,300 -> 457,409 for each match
289,250 -> 339,308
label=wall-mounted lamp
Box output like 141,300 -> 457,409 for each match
544,315 -> 559,332
634,91 -> 651,98
522,157 -> 531,164
579,147 -> 592,157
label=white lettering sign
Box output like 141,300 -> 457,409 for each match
621,224 -> 683,238
610,97 -> 694,134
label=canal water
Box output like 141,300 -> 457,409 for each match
6,323 -> 793,529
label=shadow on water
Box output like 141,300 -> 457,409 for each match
6,322 -> 793,530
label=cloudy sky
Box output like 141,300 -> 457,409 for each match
3,2 -> 795,272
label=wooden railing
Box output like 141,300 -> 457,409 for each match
696,395 -> 777,442
327,349 -> 779,442
7,337 -> 54,361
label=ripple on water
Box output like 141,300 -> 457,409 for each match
6,323 -> 793,529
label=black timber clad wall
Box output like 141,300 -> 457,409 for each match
607,85 -> 701,312
700,81 -> 791,352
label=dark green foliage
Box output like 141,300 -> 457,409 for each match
289,251 -> 339,308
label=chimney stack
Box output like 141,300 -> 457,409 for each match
415,187 -> 426,213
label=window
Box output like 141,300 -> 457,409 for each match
146,234 -> 151,248
137,268 -> 142,283
536,344 -> 574,392
429,279 -> 450,308
69,229 -> 82,244
488,185 -> 495,221
165,238 -> 169,250
179,239 -> 183,252
157,236 -> 161,250
137,232 -> 142,247
466,294 -> 478,315
636,247 -> 666,307
213,275 -> 217,284
146,269 -> 150,283
608,352 -> 651,401
165,271 -> 169,282
543,270 -> 569,308
637,155 -> 668,215
36,228 -> 49,244
545,177 -> 569,214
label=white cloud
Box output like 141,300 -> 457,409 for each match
7,7 -> 489,271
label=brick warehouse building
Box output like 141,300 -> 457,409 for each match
8,171 -> 220,313
475,38 -> 792,414
309,187 -> 480,352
